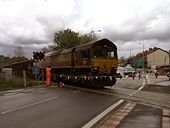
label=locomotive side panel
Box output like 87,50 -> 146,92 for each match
74,49 -> 91,67
44,51 -> 72,68
55,53 -> 72,67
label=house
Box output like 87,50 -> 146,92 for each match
147,47 -> 169,68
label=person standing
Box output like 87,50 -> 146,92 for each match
155,70 -> 158,79
132,72 -> 135,80
46,66 -> 51,86
144,70 -> 150,85
138,71 -> 141,80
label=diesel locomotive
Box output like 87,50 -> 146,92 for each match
41,38 -> 118,87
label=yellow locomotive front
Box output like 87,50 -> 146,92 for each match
91,42 -> 118,76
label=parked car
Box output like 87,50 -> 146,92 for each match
124,66 -> 135,77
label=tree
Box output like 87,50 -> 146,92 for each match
41,47 -> 50,53
14,46 -> 27,63
49,28 -> 98,51
50,28 -> 80,50
80,31 -> 98,44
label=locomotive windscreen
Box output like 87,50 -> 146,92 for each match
94,47 -> 117,58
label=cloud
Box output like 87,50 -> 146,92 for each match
0,0 -> 170,58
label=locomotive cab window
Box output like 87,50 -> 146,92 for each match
94,48 -> 104,58
107,51 -> 115,58
81,49 -> 90,58
94,47 -> 117,58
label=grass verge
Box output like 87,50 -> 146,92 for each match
0,78 -> 35,91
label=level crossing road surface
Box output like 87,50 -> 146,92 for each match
0,86 -> 121,128
0,74 -> 170,128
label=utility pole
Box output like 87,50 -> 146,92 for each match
143,43 -> 145,70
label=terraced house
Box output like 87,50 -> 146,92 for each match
147,47 -> 169,68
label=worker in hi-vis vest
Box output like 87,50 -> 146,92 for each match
46,66 -> 51,86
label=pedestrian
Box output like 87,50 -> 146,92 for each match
132,72 -> 135,80
138,71 -> 141,80
155,71 -> 158,79
144,70 -> 150,85
46,66 -> 51,86
58,74 -> 64,88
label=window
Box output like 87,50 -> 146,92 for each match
94,49 -> 104,58
107,51 -> 114,58
81,50 -> 90,58
94,47 -> 117,58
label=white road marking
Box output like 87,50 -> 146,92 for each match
1,96 -> 58,115
129,85 -> 145,96
4,93 -> 17,96
82,99 -> 124,128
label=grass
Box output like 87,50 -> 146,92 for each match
0,78 -> 34,91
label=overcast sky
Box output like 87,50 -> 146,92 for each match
0,0 -> 170,58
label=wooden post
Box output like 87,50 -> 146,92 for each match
23,71 -> 26,88
35,74 -> 39,85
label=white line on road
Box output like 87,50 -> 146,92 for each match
1,96 -> 58,115
4,93 -> 17,96
82,99 -> 124,128
129,85 -> 145,96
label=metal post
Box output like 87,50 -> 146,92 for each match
42,68 -> 44,83
169,50 -> 170,80
23,71 -> 26,88
143,43 -> 145,70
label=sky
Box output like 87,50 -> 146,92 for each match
0,0 -> 170,58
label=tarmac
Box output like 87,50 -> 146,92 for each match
0,75 -> 170,128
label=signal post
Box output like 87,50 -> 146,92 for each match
32,52 -> 45,85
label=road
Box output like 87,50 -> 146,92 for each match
0,87 -> 120,128
0,74 -> 170,128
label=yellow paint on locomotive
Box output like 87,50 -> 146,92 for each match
91,58 -> 118,74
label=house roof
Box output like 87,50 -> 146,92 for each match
147,47 -> 169,55
136,47 -> 169,58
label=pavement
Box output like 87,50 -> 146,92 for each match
100,103 -> 163,128
99,75 -> 170,128
155,81 -> 170,86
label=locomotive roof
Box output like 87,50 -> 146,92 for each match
45,38 -> 117,56
74,38 -> 117,50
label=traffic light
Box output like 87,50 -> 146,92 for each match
33,52 -> 45,61
39,52 -> 45,60
33,52 -> 38,61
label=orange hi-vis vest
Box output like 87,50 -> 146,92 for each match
46,67 -> 51,76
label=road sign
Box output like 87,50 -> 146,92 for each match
32,67 -> 40,74
135,59 -> 143,66
33,61 -> 39,67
